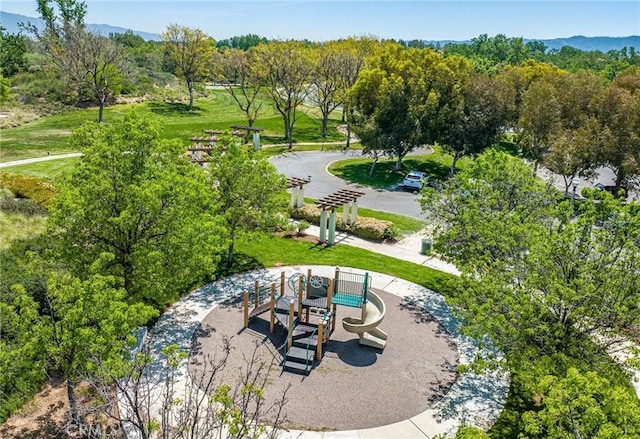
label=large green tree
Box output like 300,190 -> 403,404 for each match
517,76 -> 563,172
349,43 -> 467,171
543,70 -> 603,192
438,71 -> 509,175
0,26 -> 28,77
596,68 -> 640,195
162,24 -> 214,110
253,41 -> 315,149
48,113 -> 224,307
206,137 -> 288,267
522,368 -> 640,438
42,265 -> 157,425
0,285 -> 49,422
422,150 -> 640,359
444,33 -> 533,72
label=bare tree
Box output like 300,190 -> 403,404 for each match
214,48 -> 264,136
73,31 -> 121,122
307,44 -> 345,141
86,338 -> 289,439
24,0 -> 123,122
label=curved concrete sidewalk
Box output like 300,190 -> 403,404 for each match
0,152 -> 82,168
144,265 -> 509,439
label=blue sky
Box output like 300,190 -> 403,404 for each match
3,1 -> 639,41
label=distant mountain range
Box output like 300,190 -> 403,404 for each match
2,10 -> 639,52
1,11 -> 161,41
423,35 -> 640,52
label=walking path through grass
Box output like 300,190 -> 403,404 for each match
0,152 -> 82,168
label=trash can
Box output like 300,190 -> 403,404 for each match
421,239 -> 431,255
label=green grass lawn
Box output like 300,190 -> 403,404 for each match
0,90 -> 347,162
328,147 -> 474,189
0,211 -> 47,250
225,233 -> 455,296
0,157 -> 80,181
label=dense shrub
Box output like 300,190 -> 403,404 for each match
0,173 -> 56,208
291,203 -> 321,223
0,188 -> 48,216
345,216 -> 397,240
291,203 -> 398,241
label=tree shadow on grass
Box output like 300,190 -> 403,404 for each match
210,252 -> 264,282
401,157 -> 452,181
148,101 -> 203,117
332,156 -> 454,189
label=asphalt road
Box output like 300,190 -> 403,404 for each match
269,149 -> 429,219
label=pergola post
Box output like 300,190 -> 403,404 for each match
296,185 -> 305,207
342,202 -> 350,225
286,177 -> 310,210
316,189 -> 365,243
319,209 -> 328,243
328,210 -> 337,245
350,201 -> 359,225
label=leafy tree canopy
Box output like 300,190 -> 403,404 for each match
48,112 -> 225,307
206,137 -> 288,267
422,150 -> 640,362
522,368 -> 640,438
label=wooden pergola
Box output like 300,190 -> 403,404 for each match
287,176 -> 311,208
186,135 -> 218,165
189,135 -> 218,145
231,124 -> 264,150
316,189 -> 365,245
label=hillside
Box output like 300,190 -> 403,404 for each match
0,11 -> 161,41
424,35 -> 640,52
1,10 -> 639,52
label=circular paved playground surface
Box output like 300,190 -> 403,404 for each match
188,288 -> 459,431
147,265 -> 509,438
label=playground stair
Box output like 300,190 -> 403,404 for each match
283,323 -> 319,375
273,296 -> 297,328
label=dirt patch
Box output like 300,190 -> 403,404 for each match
0,378 -> 122,439
0,377 -> 68,439
275,232 -> 320,244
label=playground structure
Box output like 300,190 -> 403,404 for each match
243,267 -> 387,375
342,290 -> 388,349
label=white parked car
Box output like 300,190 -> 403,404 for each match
401,171 -> 428,191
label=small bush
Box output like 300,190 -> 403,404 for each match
291,203 -> 398,241
0,173 -> 56,208
339,216 -> 395,240
296,220 -> 310,235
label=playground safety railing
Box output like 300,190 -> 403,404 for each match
333,269 -> 369,307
